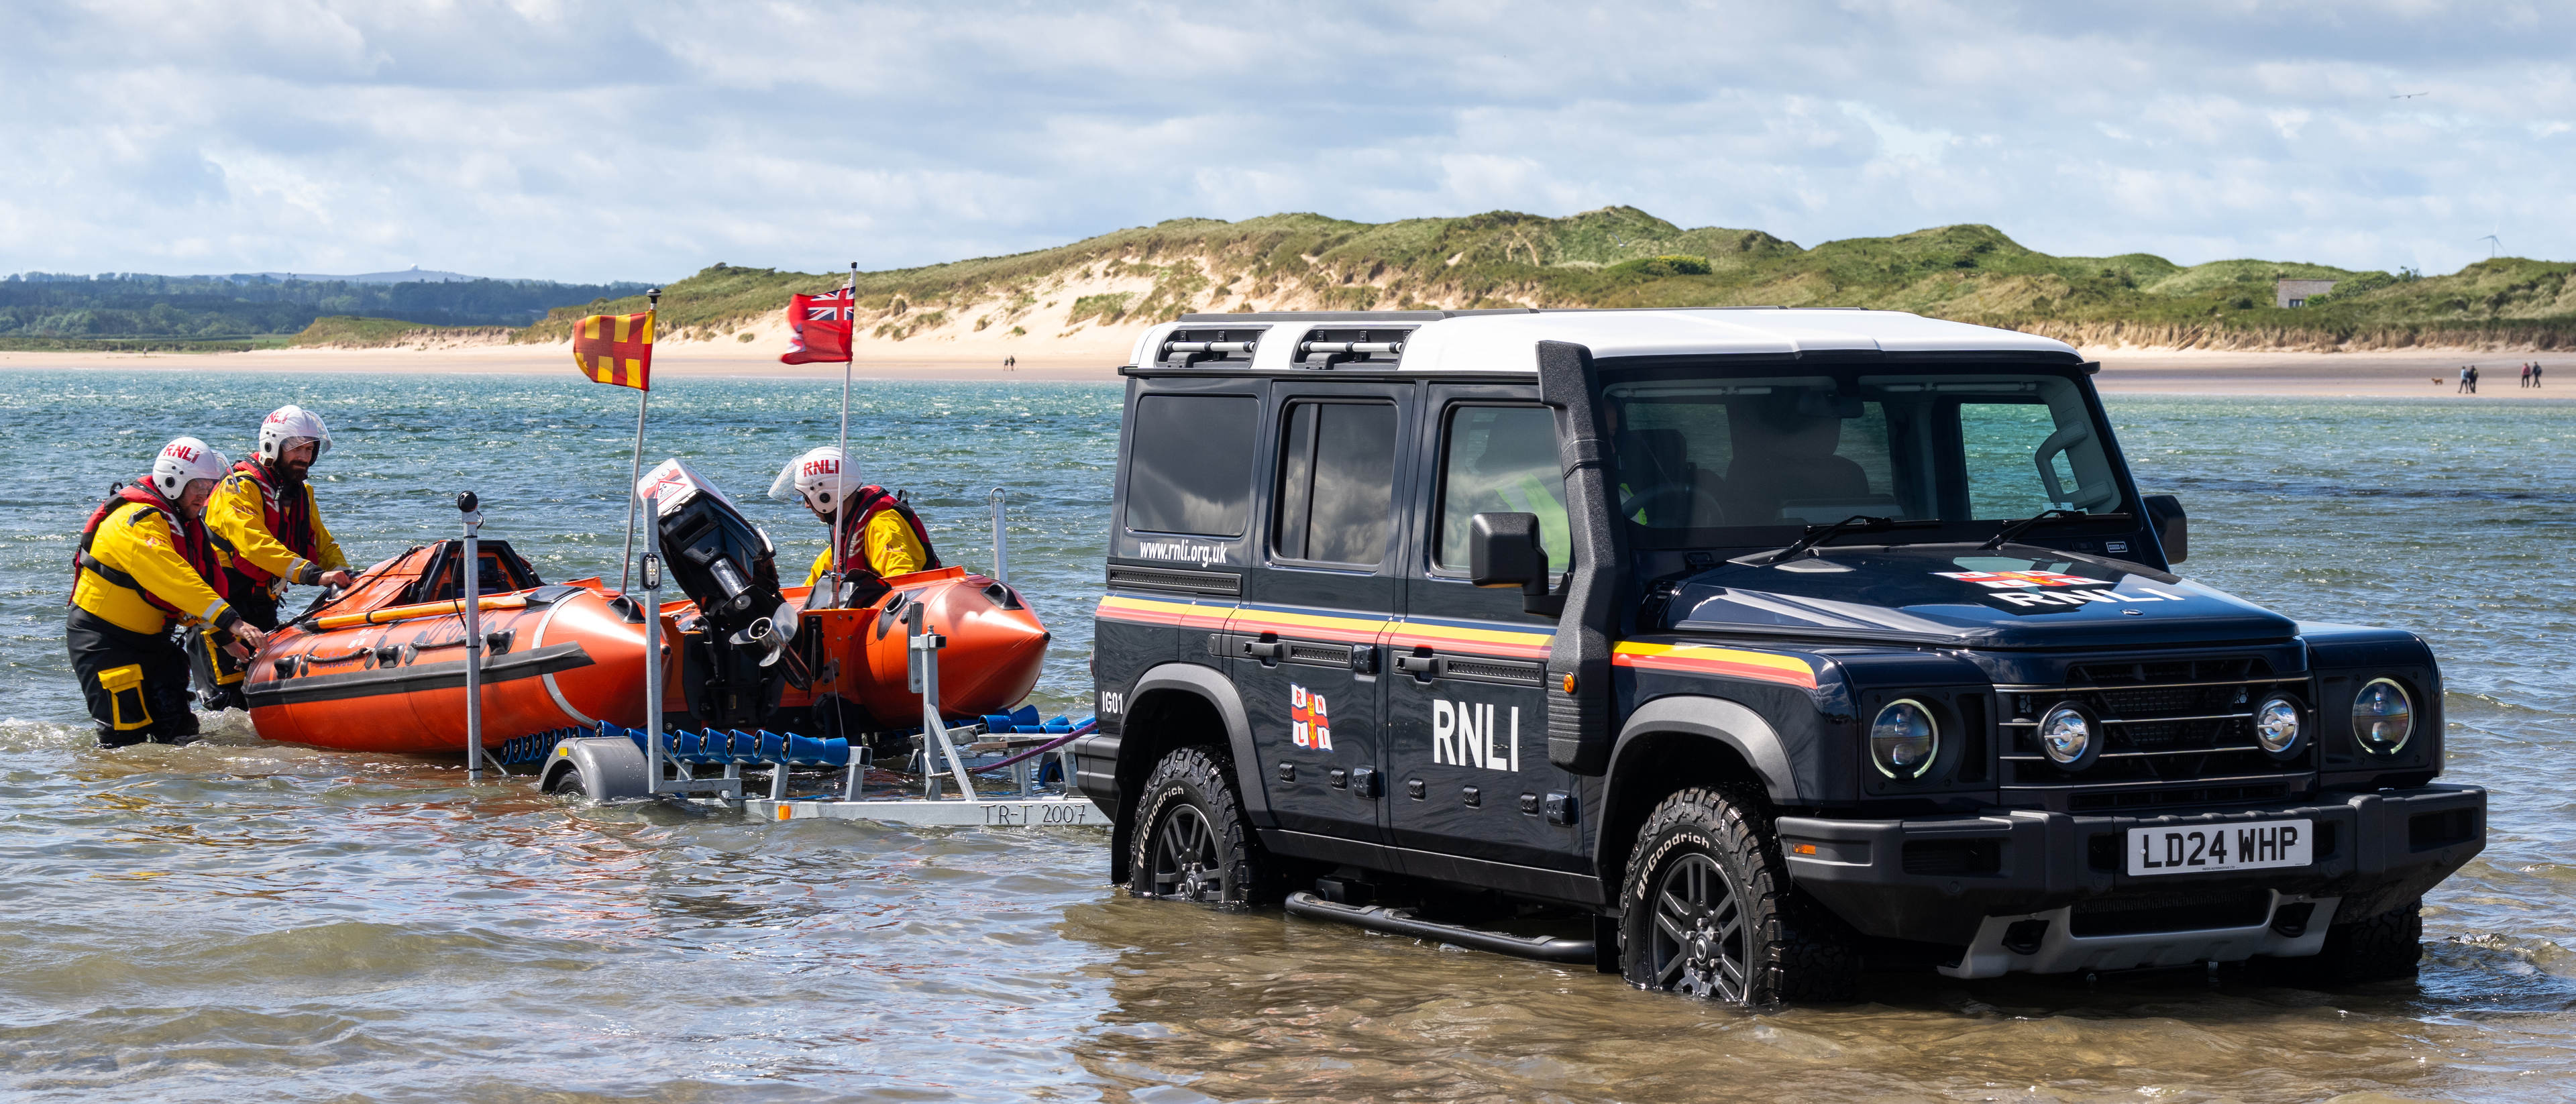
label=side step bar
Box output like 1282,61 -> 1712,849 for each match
1284,892 -> 1597,964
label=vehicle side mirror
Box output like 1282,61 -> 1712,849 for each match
2143,494 -> 2188,564
1470,512 -> 1544,587
1469,512 -> 1563,616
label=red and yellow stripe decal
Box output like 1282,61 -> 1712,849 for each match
1097,597 -> 1820,691
1613,641 -> 1818,689
1384,619 -> 1551,659
1095,595 -> 1236,630
1227,605 -> 1391,643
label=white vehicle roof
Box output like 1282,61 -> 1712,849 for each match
1127,308 -> 2081,372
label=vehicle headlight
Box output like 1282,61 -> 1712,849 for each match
1870,699 -> 1939,779
2353,678 -> 2413,755
2039,702 -> 2098,769
2254,696 -> 2303,757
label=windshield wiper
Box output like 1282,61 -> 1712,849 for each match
1980,508 -> 2134,551
1766,515 -> 1941,564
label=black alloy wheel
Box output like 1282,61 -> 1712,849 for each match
1619,787 -> 1859,1005
1126,746 -> 1277,908
1647,851 -> 1750,1001
1149,804 -> 1224,902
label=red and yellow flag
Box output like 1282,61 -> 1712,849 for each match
572,311 -> 654,390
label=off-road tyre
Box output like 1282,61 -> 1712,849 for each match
2277,899 -> 2423,985
1619,787 -> 1860,1005
545,765 -> 586,797
1127,746 -> 1279,909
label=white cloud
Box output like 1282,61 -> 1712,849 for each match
2,0 -> 2572,281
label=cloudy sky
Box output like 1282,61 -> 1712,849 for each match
5,0 -> 2568,282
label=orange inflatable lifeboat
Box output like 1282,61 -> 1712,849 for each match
777,565 -> 1049,724
242,540 -> 675,754
241,461 -> 1050,755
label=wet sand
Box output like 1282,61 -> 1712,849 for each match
3,341 -> 2569,398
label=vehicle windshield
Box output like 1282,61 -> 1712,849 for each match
1601,368 -> 2125,547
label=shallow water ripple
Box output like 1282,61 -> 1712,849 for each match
1,374 -> 2570,1101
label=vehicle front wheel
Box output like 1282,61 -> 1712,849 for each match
2277,899 -> 2422,985
1126,747 -> 1277,909
1619,787 -> 1858,1005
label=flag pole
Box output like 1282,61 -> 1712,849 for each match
618,287 -> 661,594
831,262 -> 854,582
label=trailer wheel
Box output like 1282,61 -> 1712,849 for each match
2275,899 -> 2423,985
1127,746 -> 1277,909
1619,787 -> 1858,1006
544,763 -> 586,796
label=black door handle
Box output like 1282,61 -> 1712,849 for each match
1241,639 -> 1283,659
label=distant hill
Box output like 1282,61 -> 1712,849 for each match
0,271 -> 655,351
518,207 -> 2576,355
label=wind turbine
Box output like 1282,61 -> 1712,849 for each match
2392,91 -> 2429,99
2477,234 -> 2502,259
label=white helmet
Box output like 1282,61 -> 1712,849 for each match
769,446 -> 856,512
257,404 -> 333,463
150,437 -> 229,498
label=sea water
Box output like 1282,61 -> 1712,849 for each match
1,368 -> 2571,1101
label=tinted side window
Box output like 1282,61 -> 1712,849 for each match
1273,401 -> 1400,565
1434,405 -> 1568,571
1126,394 -> 1260,537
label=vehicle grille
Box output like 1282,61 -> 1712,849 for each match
1998,655 -> 2313,809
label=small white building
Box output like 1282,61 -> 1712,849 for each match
2277,279 -> 2339,308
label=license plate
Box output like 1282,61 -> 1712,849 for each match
2126,819 -> 2312,877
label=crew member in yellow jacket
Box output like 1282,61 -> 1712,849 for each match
769,445 -> 940,591
196,405 -> 354,709
69,438 -> 270,747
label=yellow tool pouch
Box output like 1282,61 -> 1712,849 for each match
97,664 -> 152,731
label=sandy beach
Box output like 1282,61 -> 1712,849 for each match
3,336 -> 2567,399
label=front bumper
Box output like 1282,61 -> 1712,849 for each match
1776,783 -> 2485,976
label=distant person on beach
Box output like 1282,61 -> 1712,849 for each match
2537,363 -> 2546,388
2471,364 -> 2480,393
2459,366 -> 2470,393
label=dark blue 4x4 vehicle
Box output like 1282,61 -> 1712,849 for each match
1075,307 -> 2485,1005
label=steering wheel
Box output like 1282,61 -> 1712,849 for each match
1619,483 -> 1727,527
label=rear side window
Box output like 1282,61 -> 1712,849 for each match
1125,394 -> 1260,537
1434,405 -> 1568,571
1273,401 -> 1400,565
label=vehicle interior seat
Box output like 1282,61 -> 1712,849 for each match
1722,402 -> 1871,524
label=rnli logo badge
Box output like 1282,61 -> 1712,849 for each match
1934,570 -> 2098,589
1290,683 -> 1332,751
1935,569 -> 2190,610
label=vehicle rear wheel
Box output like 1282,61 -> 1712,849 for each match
1127,746 -> 1277,909
2279,899 -> 2422,985
1619,786 -> 1858,1005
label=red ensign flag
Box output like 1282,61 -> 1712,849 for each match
572,311 -> 655,390
780,290 -> 854,364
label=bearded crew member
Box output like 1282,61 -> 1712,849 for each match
768,445 -> 939,591
195,405 -> 355,710
69,439 -> 270,747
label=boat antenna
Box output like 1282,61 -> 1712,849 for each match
832,262 -> 855,585
616,287 -> 661,594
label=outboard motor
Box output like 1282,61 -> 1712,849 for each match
635,459 -> 807,723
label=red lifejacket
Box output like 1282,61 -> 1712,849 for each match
830,486 -> 941,578
72,484 -> 229,618
211,459 -> 317,587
